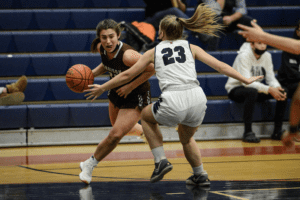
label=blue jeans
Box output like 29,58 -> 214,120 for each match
145,7 -> 189,31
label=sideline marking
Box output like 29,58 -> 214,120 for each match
210,191 -> 249,200
166,192 -> 185,195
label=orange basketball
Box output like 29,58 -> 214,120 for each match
66,64 -> 94,93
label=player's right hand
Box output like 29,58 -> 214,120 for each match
84,84 -> 105,102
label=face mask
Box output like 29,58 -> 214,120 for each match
254,48 -> 266,55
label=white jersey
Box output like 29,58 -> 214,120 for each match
154,40 -> 199,91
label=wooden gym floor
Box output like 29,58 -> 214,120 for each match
1,139 -> 300,199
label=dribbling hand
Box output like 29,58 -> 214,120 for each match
84,84 -> 105,102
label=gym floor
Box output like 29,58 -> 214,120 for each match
1,139 -> 300,199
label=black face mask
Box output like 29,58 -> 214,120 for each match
254,48 -> 266,55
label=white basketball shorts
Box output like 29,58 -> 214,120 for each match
152,86 -> 207,127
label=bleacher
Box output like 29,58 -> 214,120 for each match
0,0 -> 298,146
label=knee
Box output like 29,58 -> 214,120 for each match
107,130 -> 123,145
245,88 -> 258,99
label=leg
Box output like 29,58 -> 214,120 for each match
178,124 -> 210,186
79,107 -> 141,184
229,87 -> 260,143
94,107 -> 142,161
141,104 -> 173,183
178,124 -> 202,167
109,101 -> 143,136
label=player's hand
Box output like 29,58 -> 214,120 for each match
244,75 -> 264,84
281,131 -> 296,149
116,84 -> 133,98
237,20 -> 263,42
84,84 -> 105,102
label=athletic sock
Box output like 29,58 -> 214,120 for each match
90,155 -> 99,166
151,146 -> 166,163
193,164 -> 204,176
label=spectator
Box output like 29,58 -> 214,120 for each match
198,0 -> 254,50
277,20 -> 300,103
0,76 -> 27,105
225,42 -> 288,143
144,0 -> 189,31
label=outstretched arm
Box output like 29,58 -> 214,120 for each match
116,50 -> 155,98
84,49 -> 155,101
238,21 -> 300,55
191,44 -> 263,84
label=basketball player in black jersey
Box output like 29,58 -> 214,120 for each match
79,19 -> 155,184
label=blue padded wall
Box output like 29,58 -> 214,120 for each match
0,105 -> 27,129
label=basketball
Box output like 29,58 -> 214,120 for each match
66,64 -> 94,93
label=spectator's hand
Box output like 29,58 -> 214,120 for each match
116,84 -> 133,98
223,16 -> 233,26
237,20 -> 263,42
84,84 -> 105,102
268,87 -> 286,101
244,76 -> 264,84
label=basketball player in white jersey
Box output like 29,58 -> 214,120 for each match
84,4 -> 263,186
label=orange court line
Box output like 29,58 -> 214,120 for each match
1,145 -> 299,166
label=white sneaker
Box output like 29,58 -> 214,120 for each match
79,156 -> 97,184
79,185 -> 94,200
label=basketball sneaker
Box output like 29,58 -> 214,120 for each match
150,159 -> 173,183
79,156 -> 97,184
6,75 -> 28,93
186,171 -> 210,186
0,92 -> 25,105
79,185 -> 94,200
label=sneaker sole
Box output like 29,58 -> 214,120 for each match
186,180 -> 211,186
150,165 -> 173,183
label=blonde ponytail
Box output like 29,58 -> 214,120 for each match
160,4 -> 224,40
179,4 -> 223,37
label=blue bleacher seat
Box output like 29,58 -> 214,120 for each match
107,8 -> 145,23
0,10 -> 34,30
19,0 -> 52,9
23,79 -> 49,101
31,54 -> 70,76
204,100 -> 232,123
35,10 -> 71,30
0,105 -> 27,129
27,104 -> 69,128
13,32 -> 50,53
52,31 -> 91,52
71,9 -> 107,29
123,0 -> 146,7
69,103 -> 110,127
91,0 -> 122,8
205,75 -> 228,96
0,55 -> 29,77
69,53 -> 101,69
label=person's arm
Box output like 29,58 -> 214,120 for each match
238,21 -> 300,55
202,0 -> 222,15
177,0 -> 186,12
92,63 -> 107,77
84,49 -> 155,101
191,44 -> 263,84
117,49 -> 155,98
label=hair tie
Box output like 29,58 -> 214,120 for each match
176,17 -> 179,22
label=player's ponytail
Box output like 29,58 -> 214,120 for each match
160,4 -> 223,40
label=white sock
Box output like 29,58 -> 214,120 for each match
193,164 -> 204,176
151,146 -> 166,163
90,155 -> 99,166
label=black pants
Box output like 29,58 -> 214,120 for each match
228,86 -> 288,133
280,82 -> 299,99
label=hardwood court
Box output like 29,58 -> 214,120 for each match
1,139 -> 300,199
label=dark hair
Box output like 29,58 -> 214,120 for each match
91,19 -> 123,53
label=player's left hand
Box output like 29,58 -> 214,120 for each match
84,84 -> 105,102
116,84 -> 133,98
